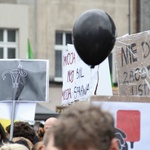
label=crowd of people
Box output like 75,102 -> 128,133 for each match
0,102 -> 119,150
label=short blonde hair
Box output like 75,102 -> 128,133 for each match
0,143 -> 29,150
13,137 -> 33,150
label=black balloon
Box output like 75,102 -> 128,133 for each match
73,9 -> 116,68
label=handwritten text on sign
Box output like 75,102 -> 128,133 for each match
115,31 -> 150,96
62,44 -> 93,105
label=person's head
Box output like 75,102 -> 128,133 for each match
37,124 -> 44,141
42,102 -> 118,150
13,137 -> 33,150
0,123 -> 9,145
6,121 -> 35,144
0,143 -> 29,150
44,118 -> 57,131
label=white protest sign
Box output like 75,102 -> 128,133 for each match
62,44 -> 112,105
91,100 -> 150,150
0,102 -> 36,121
114,30 -> 150,96
96,58 -> 113,96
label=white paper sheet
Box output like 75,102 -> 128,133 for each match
0,102 -> 36,121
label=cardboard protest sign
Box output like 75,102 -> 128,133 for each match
0,59 -> 49,101
90,96 -> 150,150
114,30 -> 150,96
62,44 -> 112,105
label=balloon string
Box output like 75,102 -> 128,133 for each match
94,65 -> 99,95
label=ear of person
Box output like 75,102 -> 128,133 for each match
110,138 -> 118,150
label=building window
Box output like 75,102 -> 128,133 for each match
54,31 -> 72,82
0,29 -> 18,59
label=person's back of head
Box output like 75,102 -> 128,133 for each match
13,137 -> 33,150
44,118 -> 58,131
6,121 -> 35,144
0,143 -> 29,150
43,102 -> 118,150
37,124 -> 44,141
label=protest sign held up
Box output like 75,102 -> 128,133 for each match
115,30 -> 150,96
0,59 -> 49,101
62,44 -> 92,105
62,44 -> 112,105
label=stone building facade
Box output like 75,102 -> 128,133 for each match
0,0 -> 145,111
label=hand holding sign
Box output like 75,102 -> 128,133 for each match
73,9 -> 116,68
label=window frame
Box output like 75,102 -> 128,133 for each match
54,31 -> 72,82
0,29 -> 18,59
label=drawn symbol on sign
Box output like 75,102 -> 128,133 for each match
2,64 -> 27,88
